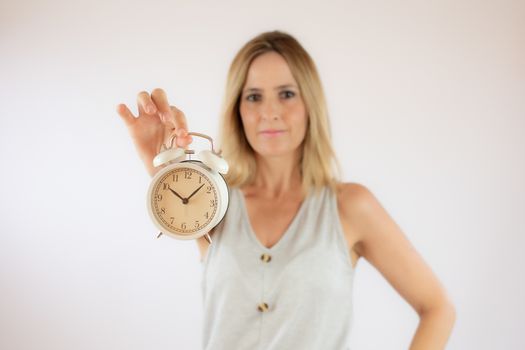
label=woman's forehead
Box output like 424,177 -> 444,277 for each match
244,52 -> 297,88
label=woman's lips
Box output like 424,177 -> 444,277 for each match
259,129 -> 286,137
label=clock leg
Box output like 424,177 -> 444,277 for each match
204,233 -> 212,244
157,232 -> 163,239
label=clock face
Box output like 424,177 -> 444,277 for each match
151,166 -> 218,235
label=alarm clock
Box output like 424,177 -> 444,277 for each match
146,131 -> 229,244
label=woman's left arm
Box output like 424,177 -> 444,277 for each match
340,183 -> 456,350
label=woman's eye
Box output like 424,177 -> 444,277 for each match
245,91 -> 295,101
280,90 -> 295,99
246,94 -> 261,102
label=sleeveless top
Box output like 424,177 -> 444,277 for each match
200,186 -> 355,350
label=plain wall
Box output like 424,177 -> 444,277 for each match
1,0 -> 523,349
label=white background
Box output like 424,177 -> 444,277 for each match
1,0 -> 523,349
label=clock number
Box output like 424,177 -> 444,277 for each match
163,183 -> 169,190
199,176 -> 202,184
156,194 -> 163,201
172,174 -> 179,182
194,221 -> 200,228
210,199 -> 216,207
206,186 -> 211,193
170,217 -> 175,224
204,212 -> 209,219
181,222 -> 187,230
184,171 -> 192,179
161,207 -> 166,214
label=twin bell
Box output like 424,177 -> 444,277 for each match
152,131 -> 229,175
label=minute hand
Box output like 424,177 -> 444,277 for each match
187,184 -> 205,201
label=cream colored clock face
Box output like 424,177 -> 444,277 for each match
151,166 -> 218,235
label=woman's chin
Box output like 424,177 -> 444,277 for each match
254,145 -> 298,159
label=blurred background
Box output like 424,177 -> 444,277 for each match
1,0 -> 523,349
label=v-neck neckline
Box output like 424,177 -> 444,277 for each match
236,187 -> 311,252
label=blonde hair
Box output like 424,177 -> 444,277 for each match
218,30 -> 342,196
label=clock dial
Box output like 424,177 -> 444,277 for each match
151,167 -> 218,235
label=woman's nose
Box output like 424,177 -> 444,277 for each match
260,100 -> 281,120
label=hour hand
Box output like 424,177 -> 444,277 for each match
167,185 -> 186,203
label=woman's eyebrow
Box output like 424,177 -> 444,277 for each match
243,84 -> 297,93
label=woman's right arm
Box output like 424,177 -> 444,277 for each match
116,88 -> 193,177
117,89 -> 215,256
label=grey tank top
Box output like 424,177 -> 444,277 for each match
200,186 -> 355,350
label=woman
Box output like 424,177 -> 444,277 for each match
117,31 -> 456,350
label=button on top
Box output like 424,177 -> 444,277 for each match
257,302 -> 269,312
260,253 -> 272,263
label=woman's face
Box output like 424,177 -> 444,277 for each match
239,51 -> 308,159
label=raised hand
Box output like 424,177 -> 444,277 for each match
116,88 -> 193,177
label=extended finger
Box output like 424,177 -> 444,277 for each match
137,91 -> 157,115
151,88 -> 173,123
169,106 -> 192,147
170,106 -> 189,136
116,104 -> 136,127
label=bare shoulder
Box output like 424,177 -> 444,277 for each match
335,182 -> 382,258
336,182 -> 380,213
